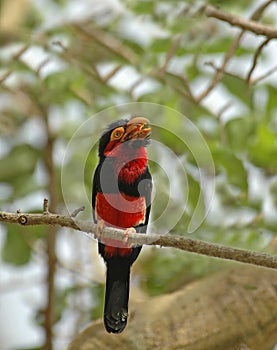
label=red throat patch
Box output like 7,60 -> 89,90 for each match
104,142 -> 148,184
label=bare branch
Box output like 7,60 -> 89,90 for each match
195,0 -> 274,103
160,35 -> 181,74
70,206 -> 85,218
246,37 -> 271,85
12,44 -> 29,59
43,198 -> 49,214
195,32 -> 243,103
251,0 -> 274,21
251,64 -> 277,85
36,58 -> 51,79
73,24 -> 138,65
203,4 -> 277,38
0,70 -> 12,84
0,209 -> 276,270
101,64 -> 122,83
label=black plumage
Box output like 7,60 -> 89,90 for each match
92,118 -> 152,333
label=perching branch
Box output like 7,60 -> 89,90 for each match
1,206 -> 276,270
203,3 -> 277,38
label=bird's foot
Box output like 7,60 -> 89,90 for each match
123,227 -> 136,247
95,219 -> 105,240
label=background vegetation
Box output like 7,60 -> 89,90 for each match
0,0 -> 276,349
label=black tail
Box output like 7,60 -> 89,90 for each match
104,257 -> 130,333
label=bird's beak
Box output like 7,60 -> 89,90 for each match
121,117 -> 151,142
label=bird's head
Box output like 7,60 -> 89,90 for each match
98,117 -> 151,159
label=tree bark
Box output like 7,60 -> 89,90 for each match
68,265 -> 277,350
1,209 -> 276,270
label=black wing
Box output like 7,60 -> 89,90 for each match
129,166 -> 152,263
135,166 -> 152,234
92,163 -> 101,224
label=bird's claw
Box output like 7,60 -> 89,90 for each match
123,227 -> 136,247
95,219 -> 105,240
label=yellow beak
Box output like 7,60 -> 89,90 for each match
121,117 -> 151,142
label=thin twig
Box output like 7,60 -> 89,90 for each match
203,4 -> 277,38
196,0 -> 273,103
160,35 -> 181,74
0,70 -> 12,84
0,210 -> 276,270
251,0 -> 273,21
251,64 -> 277,85
51,40 -> 68,52
13,44 -> 29,59
195,32 -> 244,103
37,57 -> 51,78
246,37 -> 271,85
51,39 -> 103,83
70,206 -> 85,218
43,198 -> 49,214
129,76 -> 145,97
73,24 -> 138,64
217,101 -> 233,119
102,65 -> 122,83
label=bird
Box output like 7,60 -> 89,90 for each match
92,116 -> 152,334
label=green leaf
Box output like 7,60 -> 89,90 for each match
0,144 -> 39,183
2,224 -> 45,266
186,173 -> 206,233
44,68 -> 85,103
213,147 -> 248,190
225,115 -> 253,152
202,37 -> 254,55
140,247 -> 226,295
185,63 -> 200,81
187,173 -> 201,211
221,73 -> 253,107
149,38 -> 172,54
169,18 -> 194,35
138,85 -> 178,109
248,123 -> 277,172
266,85 -> 277,117
90,283 -> 105,320
131,0 -> 155,14
2,226 -> 31,265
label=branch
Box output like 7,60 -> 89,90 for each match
72,24 -> 138,64
159,35 -> 181,74
251,63 -> 277,85
195,0 -> 274,103
246,37 -> 271,85
203,4 -> 277,38
1,209 -> 276,270
39,100 -> 58,350
195,30 -> 243,103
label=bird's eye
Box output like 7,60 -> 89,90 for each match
111,127 -> 124,140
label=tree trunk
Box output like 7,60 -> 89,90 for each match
68,265 -> 277,350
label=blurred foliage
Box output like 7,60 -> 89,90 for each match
0,0 -> 277,348
2,223 -> 45,265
